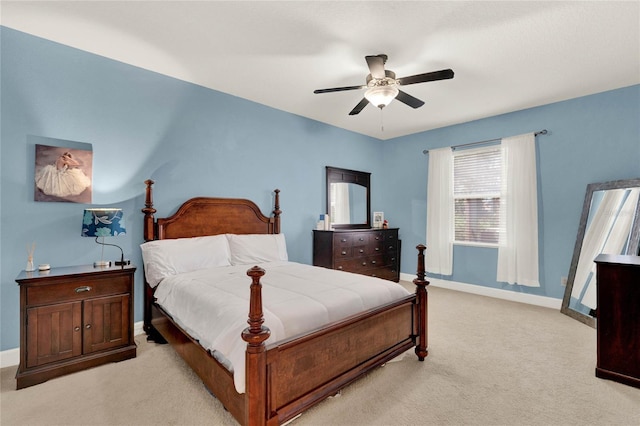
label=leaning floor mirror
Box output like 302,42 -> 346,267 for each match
561,178 -> 640,327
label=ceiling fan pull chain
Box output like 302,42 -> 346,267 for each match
380,108 -> 384,132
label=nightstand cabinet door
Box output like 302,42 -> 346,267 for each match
83,294 -> 131,354
26,302 -> 82,368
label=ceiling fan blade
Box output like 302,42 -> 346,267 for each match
314,85 -> 365,94
395,90 -> 425,109
348,98 -> 370,115
365,55 -> 386,79
397,69 -> 454,86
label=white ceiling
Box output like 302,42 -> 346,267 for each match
2,1 -> 639,140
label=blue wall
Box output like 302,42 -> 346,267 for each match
0,27 -> 385,350
382,86 -> 640,298
2,26 -> 639,351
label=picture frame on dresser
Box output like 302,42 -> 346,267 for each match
373,212 -> 384,228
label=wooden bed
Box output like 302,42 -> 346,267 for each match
141,179 -> 429,426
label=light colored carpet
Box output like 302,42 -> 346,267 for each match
2,285 -> 639,425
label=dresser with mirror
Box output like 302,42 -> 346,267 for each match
313,166 -> 401,282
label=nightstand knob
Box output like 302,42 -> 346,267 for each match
75,286 -> 92,293
85,324 -> 92,329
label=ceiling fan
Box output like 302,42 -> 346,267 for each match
313,54 -> 454,115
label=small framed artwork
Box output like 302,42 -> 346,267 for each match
373,211 -> 384,228
34,143 -> 93,203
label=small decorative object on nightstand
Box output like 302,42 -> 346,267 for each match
15,264 -> 137,389
25,243 -> 36,272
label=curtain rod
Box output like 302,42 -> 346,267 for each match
422,129 -> 548,155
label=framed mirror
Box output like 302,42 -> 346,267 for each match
561,178 -> 640,327
326,166 -> 371,229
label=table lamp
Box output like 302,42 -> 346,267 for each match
81,208 -> 129,267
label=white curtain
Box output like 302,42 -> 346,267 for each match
497,133 -> 540,287
426,147 -> 453,275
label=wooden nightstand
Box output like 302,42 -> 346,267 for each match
15,264 -> 137,389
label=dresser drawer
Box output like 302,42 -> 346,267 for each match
336,254 -> 385,272
367,267 -> 399,281
26,275 -> 131,306
334,232 -> 370,247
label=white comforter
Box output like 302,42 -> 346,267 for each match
153,261 -> 411,393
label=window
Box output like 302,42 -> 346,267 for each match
453,146 -> 501,245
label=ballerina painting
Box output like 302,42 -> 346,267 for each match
34,144 -> 93,203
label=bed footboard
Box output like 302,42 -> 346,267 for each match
241,245 -> 429,426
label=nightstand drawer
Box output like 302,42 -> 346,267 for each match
26,275 -> 130,306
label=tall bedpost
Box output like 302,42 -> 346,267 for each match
272,189 -> 281,234
242,266 -> 271,426
142,179 -> 157,242
141,179 -> 163,340
414,244 -> 430,361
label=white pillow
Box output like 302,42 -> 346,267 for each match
226,233 -> 288,265
140,234 -> 231,287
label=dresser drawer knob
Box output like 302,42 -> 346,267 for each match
358,237 -> 365,241
359,249 -> 364,253
85,324 -> 92,329
341,238 -> 347,243
338,266 -> 343,270
371,260 -> 376,264
362,262 -> 367,266
75,286 -> 92,293
375,247 -> 380,251
74,326 -> 81,332
341,251 -> 347,255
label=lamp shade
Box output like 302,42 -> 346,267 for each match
364,85 -> 399,109
82,208 -> 126,237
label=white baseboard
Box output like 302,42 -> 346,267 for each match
1,321 -> 146,369
400,273 -> 561,310
0,348 -> 19,370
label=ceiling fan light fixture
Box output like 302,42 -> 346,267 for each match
364,85 -> 399,109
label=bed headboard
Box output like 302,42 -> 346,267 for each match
142,179 -> 281,241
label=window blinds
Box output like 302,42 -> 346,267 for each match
453,147 -> 501,244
